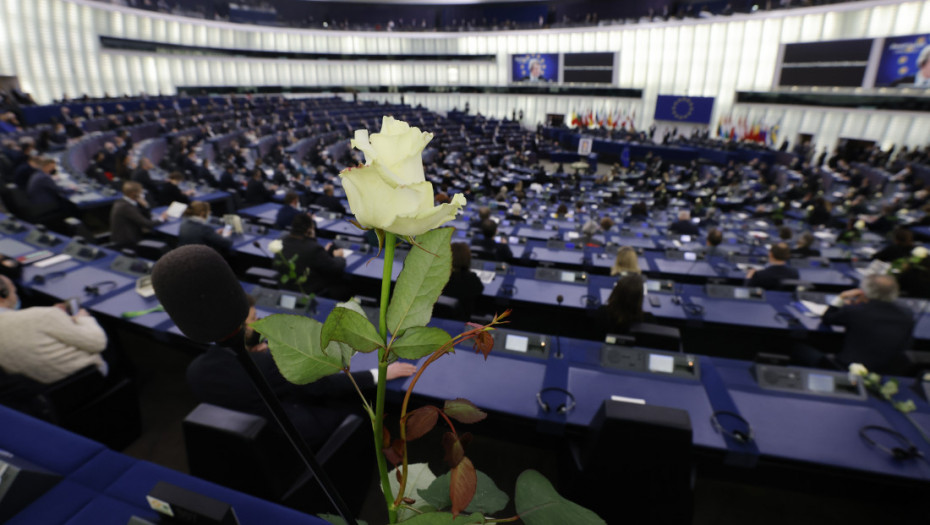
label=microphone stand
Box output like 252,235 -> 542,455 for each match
222,330 -> 358,525
554,295 -> 564,359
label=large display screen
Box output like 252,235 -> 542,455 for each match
875,34 -> 930,88
511,53 -> 559,83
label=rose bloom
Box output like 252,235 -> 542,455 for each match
341,116 -> 465,237
848,363 -> 868,377
268,239 -> 283,254
912,246 -> 929,259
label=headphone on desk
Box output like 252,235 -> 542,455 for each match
84,280 -> 118,297
859,425 -> 926,462
536,387 -> 576,415
32,271 -> 67,285
711,410 -> 754,444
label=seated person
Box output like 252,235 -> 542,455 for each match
628,201 -> 649,220
278,214 -> 351,300
218,164 -> 241,194
275,191 -> 303,230
469,206 -> 492,229
314,184 -> 346,215
704,228 -> 724,257
131,157 -> 160,199
505,202 -> 525,222
442,243 -> 484,320
159,171 -> 194,206
109,181 -> 167,250
0,276 -> 108,383
872,227 -> 915,262
668,210 -> 699,236
793,232 -> 821,258
597,273 -> 653,336
581,216 -> 614,241
807,198 -> 832,227
25,156 -> 68,212
178,201 -> 233,254
610,246 -> 641,276
244,168 -> 275,205
818,275 -> 915,374
186,294 -> 416,448
475,219 -> 513,263
778,226 -> 793,242
746,242 -> 799,289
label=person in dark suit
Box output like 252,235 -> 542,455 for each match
668,210 -> 700,236
275,191 -> 302,230
159,171 -> 193,206
271,163 -> 290,186
807,198 -> 832,227
819,275 -> 915,374
178,201 -> 232,254
218,164 -> 241,194
597,273 -> 653,336
25,157 -> 67,210
11,155 -> 38,189
475,219 -> 513,263
442,243 -> 484,320
277,214 -> 350,300
872,227 -> 914,263
186,295 -> 416,448
314,184 -> 346,215
746,243 -> 799,289
244,168 -> 275,205
792,232 -> 821,258
130,157 -> 160,200
109,181 -> 166,249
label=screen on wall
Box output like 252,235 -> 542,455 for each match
875,34 -> 930,88
778,39 -> 872,88
562,52 -> 614,84
511,54 -> 559,83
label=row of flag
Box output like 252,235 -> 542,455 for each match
569,108 -> 637,131
717,115 -> 780,146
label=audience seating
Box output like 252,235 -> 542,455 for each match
183,403 -> 371,516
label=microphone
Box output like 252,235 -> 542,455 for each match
151,245 -> 356,525
554,295 -> 564,359
152,245 -> 250,344
252,240 -> 272,258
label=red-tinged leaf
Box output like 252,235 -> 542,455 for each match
473,331 -> 494,359
496,309 -> 512,322
449,457 -> 477,518
405,406 -> 440,441
403,497 -> 416,505
443,399 -> 487,425
395,468 -> 403,483
442,432 -> 465,467
384,445 -> 402,467
465,322 -> 483,331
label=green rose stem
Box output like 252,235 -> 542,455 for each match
376,231 -> 398,524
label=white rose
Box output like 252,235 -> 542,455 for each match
807,205 -> 814,211
341,117 -> 466,237
268,239 -> 283,254
854,220 -> 865,230
912,246 -> 929,259
848,363 -> 868,377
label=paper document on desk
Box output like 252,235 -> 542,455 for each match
339,249 -> 354,259
736,263 -> 763,272
799,300 -> 828,317
166,202 -> 188,219
813,231 -> 834,240
474,270 -> 496,284
748,231 -> 769,239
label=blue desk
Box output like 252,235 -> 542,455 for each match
0,404 -> 332,524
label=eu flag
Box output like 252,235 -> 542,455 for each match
654,95 -> 715,124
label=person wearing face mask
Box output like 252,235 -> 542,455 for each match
0,276 -> 109,383
186,294 -> 416,448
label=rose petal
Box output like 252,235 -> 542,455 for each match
384,193 -> 466,237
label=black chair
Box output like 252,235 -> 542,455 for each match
0,365 -> 141,450
630,322 -> 682,352
183,403 -> 370,515
563,399 -> 693,525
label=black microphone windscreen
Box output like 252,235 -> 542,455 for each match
152,245 -> 249,344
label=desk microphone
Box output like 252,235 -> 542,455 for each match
151,246 -> 356,525
252,240 -> 272,258
554,295 -> 564,359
